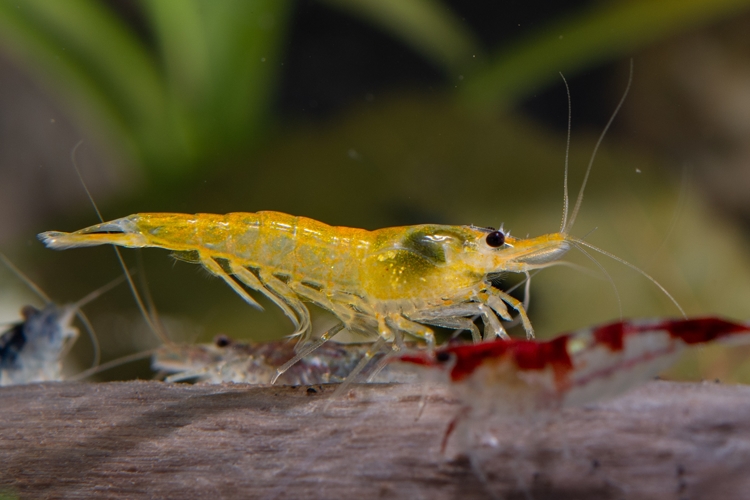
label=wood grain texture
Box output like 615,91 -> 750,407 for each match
1,380 -> 749,499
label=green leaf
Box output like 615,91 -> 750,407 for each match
5,0 -> 167,128
0,1 -> 140,158
140,0 -> 209,103
320,0 -> 480,75
461,0 -> 750,108
198,0 -> 292,150
141,0 -> 293,171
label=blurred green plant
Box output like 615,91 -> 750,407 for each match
0,0 -> 292,179
0,0 -> 747,181
460,0 -> 750,108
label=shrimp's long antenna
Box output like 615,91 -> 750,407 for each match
564,59 -> 634,234
136,250 -> 170,341
0,252 -> 51,302
571,243 -> 622,319
70,141 -> 171,345
560,72 -> 572,232
72,273 -> 128,310
568,236 -> 686,317
0,252 -> 103,368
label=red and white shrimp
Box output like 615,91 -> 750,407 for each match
395,317 -> 750,452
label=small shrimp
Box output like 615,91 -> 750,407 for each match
395,317 -> 750,453
0,304 -> 78,385
37,63 -> 682,382
0,253 -> 121,385
153,334 -> 411,385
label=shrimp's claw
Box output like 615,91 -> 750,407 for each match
38,217 -> 149,250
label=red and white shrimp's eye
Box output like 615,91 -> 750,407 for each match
485,231 -> 505,248
435,351 -> 453,363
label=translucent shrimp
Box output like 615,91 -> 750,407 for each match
0,253 -> 121,385
395,317 -> 750,453
37,62 -> 683,382
0,303 -> 78,385
153,334 -> 411,385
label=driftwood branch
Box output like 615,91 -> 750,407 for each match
1,380 -> 749,499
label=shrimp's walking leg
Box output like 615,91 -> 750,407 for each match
484,287 -> 534,339
326,335 -> 389,407
424,316 -> 482,343
348,313 -> 437,386
441,405 -> 471,454
480,293 -> 513,322
389,314 -> 436,348
329,313 -> 427,400
287,281 -> 356,341
270,322 -> 346,384
410,303 -> 509,341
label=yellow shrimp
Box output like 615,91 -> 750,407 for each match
36,64 -> 684,381
37,209 -> 680,378
38,213 -> 546,346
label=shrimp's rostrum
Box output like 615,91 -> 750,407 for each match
39,211 -> 570,351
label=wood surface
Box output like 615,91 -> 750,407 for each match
1,380 -> 749,499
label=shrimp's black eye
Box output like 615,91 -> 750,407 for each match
214,334 -> 231,347
485,230 -> 505,248
436,351 -> 452,363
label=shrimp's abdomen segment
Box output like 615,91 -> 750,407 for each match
119,212 -> 372,288
246,211 -> 370,287
41,212 -> 372,290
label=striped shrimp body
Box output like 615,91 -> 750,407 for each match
395,317 -> 750,451
38,211 -> 567,360
153,334 -> 411,385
